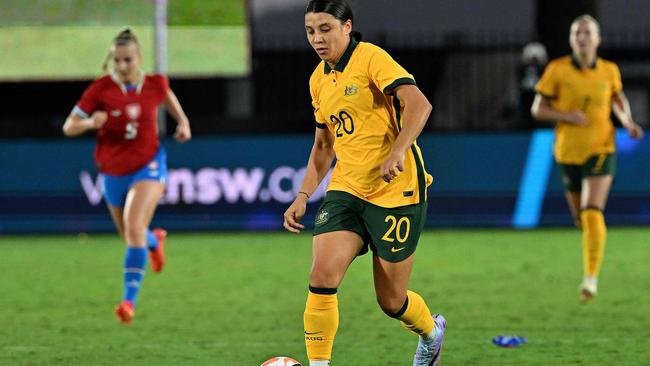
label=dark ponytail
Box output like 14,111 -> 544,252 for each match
102,28 -> 140,73
305,0 -> 362,40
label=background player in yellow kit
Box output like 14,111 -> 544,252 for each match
531,15 -> 643,302
283,1 -> 446,365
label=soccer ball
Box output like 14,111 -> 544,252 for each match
260,356 -> 302,366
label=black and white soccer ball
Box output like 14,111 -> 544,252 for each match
260,356 -> 302,366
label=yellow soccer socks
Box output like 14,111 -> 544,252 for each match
581,208 -> 607,278
304,288 -> 338,365
395,290 -> 435,338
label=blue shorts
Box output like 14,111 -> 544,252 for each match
101,147 -> 167,207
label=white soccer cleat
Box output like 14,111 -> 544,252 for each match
413,314 -> 447,366
579,278 -> 598,302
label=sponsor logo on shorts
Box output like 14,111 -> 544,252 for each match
391,246 -> 406,253
315,210 -> 329,226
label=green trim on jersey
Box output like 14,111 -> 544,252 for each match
411,145 -> 427,202
392,95 -> 426,203
383,77 -> 416,95
571,54 -> 597,70
323,38 -> 359,73
315,121 -> 327,129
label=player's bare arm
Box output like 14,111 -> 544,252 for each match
283,127 -> 335,233
380,84 -> 431,183
62,110 -> 107,137
531,93 -> 588,126
163,90 -> 192,142
612,91 -> 644,139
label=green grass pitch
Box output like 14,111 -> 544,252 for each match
1,228 -> 649,365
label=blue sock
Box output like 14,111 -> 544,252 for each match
123,247 -> 148,306
146,229 -> 158,250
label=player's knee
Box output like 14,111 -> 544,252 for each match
123,224 -> 147,246
581,205 -> 604,212
376,294 -> 406,317
309,269 -> 342,289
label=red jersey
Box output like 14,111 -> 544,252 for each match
74,73 -> 169,175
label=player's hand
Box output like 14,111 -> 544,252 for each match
283,195 -> 308,234
563,111 -> 588,126
624,121 -> 644,140
380,151 -> 405,183
89,111 -> 108,129
174,120 -> 192,143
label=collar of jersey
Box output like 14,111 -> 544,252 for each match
324,37 -> 359,74
110,71 -> 145,94
570,54 -> 597,70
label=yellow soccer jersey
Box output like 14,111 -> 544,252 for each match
309,39 -> 432,208
535,55 -> 623,164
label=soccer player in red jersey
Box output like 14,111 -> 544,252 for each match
63,28 -> 191,324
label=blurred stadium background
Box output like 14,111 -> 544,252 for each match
1,1 -> 649,365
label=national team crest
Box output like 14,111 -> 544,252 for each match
344,84 -> 359,97
125,103 -> 141,120
315,210 -> 329,226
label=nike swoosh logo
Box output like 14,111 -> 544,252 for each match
391,247 -> 406,253
304,331 -> 322,335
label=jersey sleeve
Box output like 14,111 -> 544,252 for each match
152,74 -> 170,98
157,74 -> 170,93
610,63 -> 623,94
535,61 -> 559,98
309,69 -> 327,129
73,80 -> 103,118
367,45 -> 415,95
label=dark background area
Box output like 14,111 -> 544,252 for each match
1,0 -> 648,138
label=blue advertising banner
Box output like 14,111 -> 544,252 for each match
1,131 -> 648,233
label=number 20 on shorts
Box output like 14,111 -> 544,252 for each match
382,215 -> 410,243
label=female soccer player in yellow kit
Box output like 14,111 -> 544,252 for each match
531,15 -> 643,302
283,1 -> 445,365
